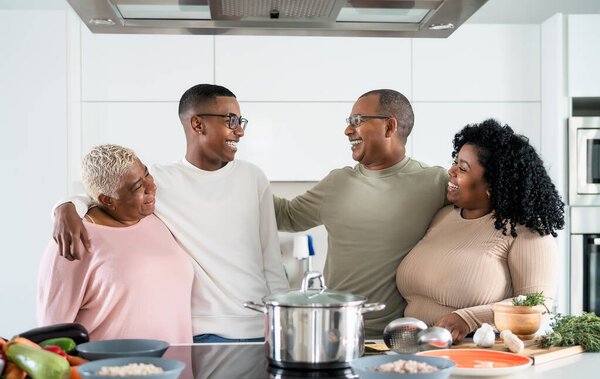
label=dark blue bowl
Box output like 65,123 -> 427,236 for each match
350,354 -> 455,379
75,339 -> 169,360
77,357 -> 184,379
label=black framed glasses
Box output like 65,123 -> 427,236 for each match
346,115 -> 391,128
196,113 -> 248,131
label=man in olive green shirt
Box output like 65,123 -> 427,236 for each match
274,89 -> 448,338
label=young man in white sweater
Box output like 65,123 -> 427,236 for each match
52,84 -> 290,342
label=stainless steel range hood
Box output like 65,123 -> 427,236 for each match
66,0 -> 488,38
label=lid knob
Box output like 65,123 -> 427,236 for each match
301,271 -> 327,295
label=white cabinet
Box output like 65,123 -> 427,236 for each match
568,15 -> 600,97
81,101 -> 357,182
81,102 -> 185,168
81,27 -> 214,101
236,102 -> 357,181
411,102 -> 541,168
413,25 -> 540,102
215,35 -> 412,102
76,24 -> 543,181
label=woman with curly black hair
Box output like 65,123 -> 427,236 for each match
396,118 -> 564,344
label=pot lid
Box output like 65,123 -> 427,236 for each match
264,271 -> 366,307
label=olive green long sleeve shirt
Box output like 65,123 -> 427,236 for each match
274,156 -> 448,338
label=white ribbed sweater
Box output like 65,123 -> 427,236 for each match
396,205 -> 558,332
64,159 -> 289,338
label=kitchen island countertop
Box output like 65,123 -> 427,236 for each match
163,341 -> 599,378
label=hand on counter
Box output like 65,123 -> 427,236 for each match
434,313 -> 470,345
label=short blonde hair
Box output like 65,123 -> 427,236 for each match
81,144 -> 138,201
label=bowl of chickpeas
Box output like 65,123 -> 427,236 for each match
77,357 -> 184,379
350,354 -> 455,379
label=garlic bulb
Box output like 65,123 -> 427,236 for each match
473,323 -> 495,347
501,330 -> 524,354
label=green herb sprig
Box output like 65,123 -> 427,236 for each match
512,291 -> 546,307
540,313 -> 600,352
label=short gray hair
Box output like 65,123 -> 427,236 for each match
81,144 -> 138,201
359,89 -> 414,140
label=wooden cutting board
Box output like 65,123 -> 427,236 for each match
453,338 -> 584,365
364,338 -> 584,364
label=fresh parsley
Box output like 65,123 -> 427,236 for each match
540,313 -> 600,352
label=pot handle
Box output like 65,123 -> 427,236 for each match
301,271 -> 327,295
243,301 -> 266,314
361,303 -> 386,314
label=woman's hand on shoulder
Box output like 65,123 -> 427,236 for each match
434,313 -> 470,345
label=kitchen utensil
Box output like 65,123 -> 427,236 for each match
243,271 -> 385,369
382,317 -> 427,354
492,301 -> 545,340
416,327 -> 453,351
77,356 -> 184,379
453,338 -> 584,365
75,339 -> 168,360
350,353 -> 455,379
292,234 -> 316,272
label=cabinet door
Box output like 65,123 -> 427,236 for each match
81,102 -> 184,168
82,27 -> 213,101
215,35 -> 412,102
413,24 -> 540,102
411,102 -> 540,168
236,102 -> 356,181
568,15 -> 600,97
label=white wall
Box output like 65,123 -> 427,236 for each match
0,10 -> 68,338
1,6 -> 579,337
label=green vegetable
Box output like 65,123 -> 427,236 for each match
5,343 -> 70,379
540,312 -> 600,352
39,338 -> 76,354
512,291 -> 546,307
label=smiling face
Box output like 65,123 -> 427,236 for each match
191,96 -> 244,170
109,159 -> 157,222
344,94 -> 399,169
447,143 -> 491,218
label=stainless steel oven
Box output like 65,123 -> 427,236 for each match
570,207 -> 600,315
569,117 -> 600,205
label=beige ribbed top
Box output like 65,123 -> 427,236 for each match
396,205 -> 558,332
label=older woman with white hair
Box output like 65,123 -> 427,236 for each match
37,144 -> 194,343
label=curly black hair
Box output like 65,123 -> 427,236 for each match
452,119 -> 565,237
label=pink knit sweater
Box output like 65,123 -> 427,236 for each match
37,214 -> 194,343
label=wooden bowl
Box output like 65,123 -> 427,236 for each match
492,302 -> 545,340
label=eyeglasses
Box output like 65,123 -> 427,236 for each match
346,115 -> 391,128
196,113 -> 248,131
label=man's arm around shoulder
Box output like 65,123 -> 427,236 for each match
52,194 -> 94,261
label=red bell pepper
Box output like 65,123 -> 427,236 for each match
42,345 -> 68,360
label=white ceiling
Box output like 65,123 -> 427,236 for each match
468,0 -> 600,24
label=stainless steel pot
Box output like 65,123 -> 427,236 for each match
244,271 -> 385,369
